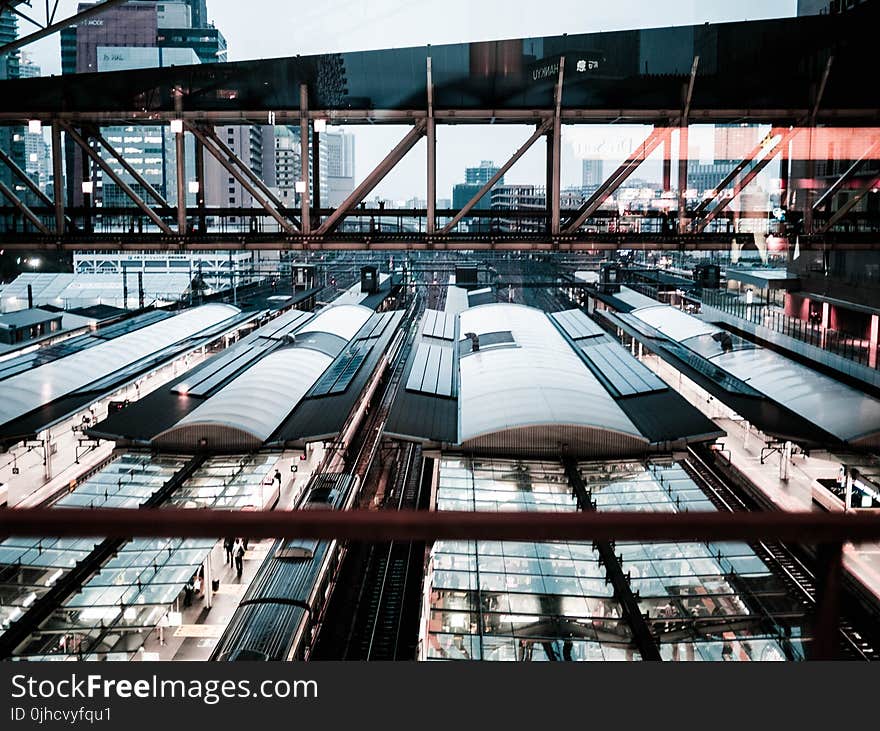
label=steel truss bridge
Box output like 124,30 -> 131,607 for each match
0,5 -> 878,252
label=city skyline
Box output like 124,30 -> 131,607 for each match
18,0 -> 797,201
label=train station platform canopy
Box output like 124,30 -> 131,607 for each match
602,297 -> 880,451
0,5 -> 876,125
0,303 -> 248,446
92,302 -> 403,453
724,268 -> 800,291
386,302 -> 721,458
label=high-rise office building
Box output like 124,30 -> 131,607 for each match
204,125 -> 267,225
19,55 -> 51,196
453,161 -> 503,211
324,129 -> 355,207
0,9 -> 24,207
60,1 -> 225,208
261,126 -> 355,210
582,159 -> 603,193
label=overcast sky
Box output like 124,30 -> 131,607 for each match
22,0 -> 797,200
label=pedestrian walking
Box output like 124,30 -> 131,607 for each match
233,538 -> 245,579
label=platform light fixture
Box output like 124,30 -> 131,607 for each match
28,120 -> 42,134
313,118 -> 327,133
170,119 -> 183,134
295,181 -> 307,193
188,181 -> 200,194
81,181 -> 93,195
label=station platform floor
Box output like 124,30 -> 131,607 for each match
141,538 -> 274,661
138,445 -> 326,660
710,418 -> 880,604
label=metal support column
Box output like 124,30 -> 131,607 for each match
80,128 -> 92,235
805,56 -> 834,234
311,124 -> 321,230
426,56 -> 436,237
678,57 -> 699,233
175,125 -> 187,235
299,84 -> 311,235
662,134 -> 672,193
195,136 -> 206,234
811,542 -> 842,660
51,122 -> 65,235
564,460 -> 662,661
550,58 -> 564,237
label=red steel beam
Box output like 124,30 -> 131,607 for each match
2,508 -> 880,543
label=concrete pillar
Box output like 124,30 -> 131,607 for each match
43,429 -> 52,482
821,302 -> 830,348
869,314 -> 878,369
204,551 -> 213,610
779,441 -> 792,481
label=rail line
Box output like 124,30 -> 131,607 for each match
684,443 -> 880,660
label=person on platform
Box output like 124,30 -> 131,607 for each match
233,538 -> 245,579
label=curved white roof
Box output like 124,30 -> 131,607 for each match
297,304 -> 372,342
712,348 -> 880,442
0,303 -> 239,426
161,346 -> 332,443
457,304 -> 643,444
630,304 -> 719,342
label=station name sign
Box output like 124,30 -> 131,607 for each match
528,52 -> 605,83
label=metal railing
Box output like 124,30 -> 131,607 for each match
699,289 -> 878,369
2,506 -> 880,660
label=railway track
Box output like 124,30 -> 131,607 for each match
684,443 -> 880,660
343,442 -> 427,660
310,294 -> 426,659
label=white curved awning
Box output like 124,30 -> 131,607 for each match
458,304 -> 643,445
296,304 -> 373,341
630,304 -> 719,342
156,346 -> 333,446
0,303 -> 240,426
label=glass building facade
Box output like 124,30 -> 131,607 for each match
420,457 -> 809,661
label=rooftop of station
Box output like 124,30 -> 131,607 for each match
602,289 -> 880,450
387,299 -> 721,457
0,302 -> 253,446
92,300 -> 403,452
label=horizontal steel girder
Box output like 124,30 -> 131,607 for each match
0,233 -> 873,251
0,109 -> 879,126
